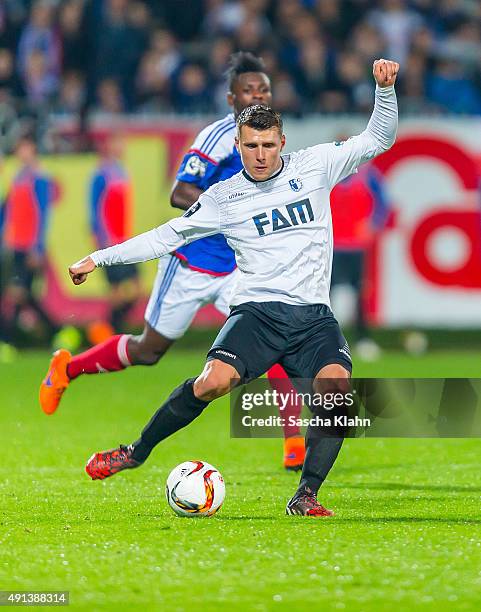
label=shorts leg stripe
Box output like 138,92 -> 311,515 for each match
150,258 -> 179,326
148,258 -> 174,324
152,257 -> 177,315
150,258 -> 180,327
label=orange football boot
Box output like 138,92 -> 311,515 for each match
39,349 -> 72,415
283,436 -> 306,471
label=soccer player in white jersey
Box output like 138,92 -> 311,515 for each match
39,52 -> 305,469
68,59 -> 399,516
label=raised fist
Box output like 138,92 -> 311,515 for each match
373,59 -> 400,88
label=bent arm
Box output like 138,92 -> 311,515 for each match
323,85 -> 398,189
314,59 -> 399,189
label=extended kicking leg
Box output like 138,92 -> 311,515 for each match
85,359 -> 240,479
267,363 -> 305,471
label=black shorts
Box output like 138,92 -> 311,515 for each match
207,301 -> 352,381
104,263 -> 139,285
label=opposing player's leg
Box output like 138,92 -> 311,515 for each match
39,325 -> 174,415
281,306 -> 352,517
267,364 -> 305,470
39,256 -> 195,414
86,303 -> 285,480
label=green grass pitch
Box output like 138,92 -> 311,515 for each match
1,348 -> 481,610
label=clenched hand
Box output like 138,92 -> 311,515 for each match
69,256 -> 96,285
373,59 -> 400,88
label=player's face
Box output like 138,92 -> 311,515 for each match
228,72 -> 272,115
236,125 -> 285,181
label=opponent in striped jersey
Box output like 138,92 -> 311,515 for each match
173,113 -> 239,275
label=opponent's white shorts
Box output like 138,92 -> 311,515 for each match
145,255 -> 237,340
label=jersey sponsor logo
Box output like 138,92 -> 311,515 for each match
184,155 -> 207,177
252,198 -> 314,237
334,140 -> 346,147
228,191 -> 247,200
183,202 -> 202,217
289,178 -> 303,192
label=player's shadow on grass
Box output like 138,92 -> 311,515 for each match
220,516 -> 481,524
218,516 -> 277,521
334,482 -> 481,493
335,517 -> 481,524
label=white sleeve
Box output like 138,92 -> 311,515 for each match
90,193 -> 221,267
311,85 -> 398,189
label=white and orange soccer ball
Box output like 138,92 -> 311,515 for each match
165,461 -> 225,517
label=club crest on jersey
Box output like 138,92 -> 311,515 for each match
252,198 -> 314,237
289,178 -> 303,192
184,155 -> 207,177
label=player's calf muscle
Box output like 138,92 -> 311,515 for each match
127,331 -> 173,366
127,341 -> 164,366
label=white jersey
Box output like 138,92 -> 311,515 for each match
91,85 -> 398,307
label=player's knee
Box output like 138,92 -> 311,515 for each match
313,364 -> 351,395
194,361 -> 239,401
195,373 -> 231,401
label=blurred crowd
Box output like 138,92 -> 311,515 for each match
1,0 -> 481,151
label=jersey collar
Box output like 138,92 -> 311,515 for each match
242,157 -> 285,184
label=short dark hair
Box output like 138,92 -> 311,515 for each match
226,51 -> 266,90
236,105 -> 283,135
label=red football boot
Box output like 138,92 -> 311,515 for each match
286,487 -> 334,517
85,444 -> 142,480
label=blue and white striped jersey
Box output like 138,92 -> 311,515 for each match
175,113 -> 241,275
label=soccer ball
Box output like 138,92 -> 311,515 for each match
166,461 -> 225,517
